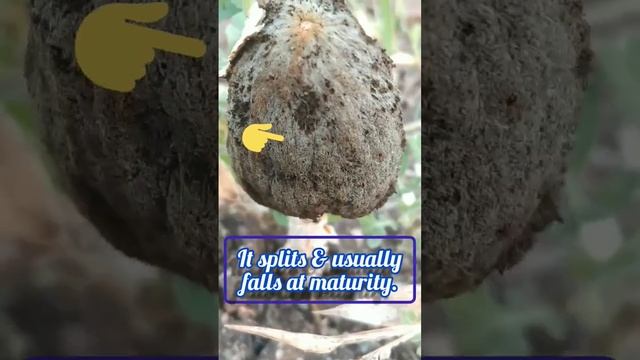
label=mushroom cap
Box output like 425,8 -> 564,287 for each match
226,0 -> 405,219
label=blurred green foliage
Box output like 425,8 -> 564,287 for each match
172,276 -> 219,328
0,0 -> 33,133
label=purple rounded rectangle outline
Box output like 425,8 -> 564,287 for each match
223,235 -> 417,305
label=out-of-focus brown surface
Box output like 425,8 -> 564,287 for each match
422,0 -> 640,357
0,109 -> 218,358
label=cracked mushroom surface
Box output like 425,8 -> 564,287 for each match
225,0 -> 405,220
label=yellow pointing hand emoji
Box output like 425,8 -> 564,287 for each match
75,2 -> 206,93
242,124 -> 285,153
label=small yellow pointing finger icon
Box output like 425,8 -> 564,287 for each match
242,124 -> 285,153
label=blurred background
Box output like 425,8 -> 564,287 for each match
422,0 -> 640,358
0,0 -> 218,357
0,0 -> 639,359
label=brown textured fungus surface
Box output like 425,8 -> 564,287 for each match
25,0 -> 219,290
422,0 -> 591,300
226,0 -> 405,220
